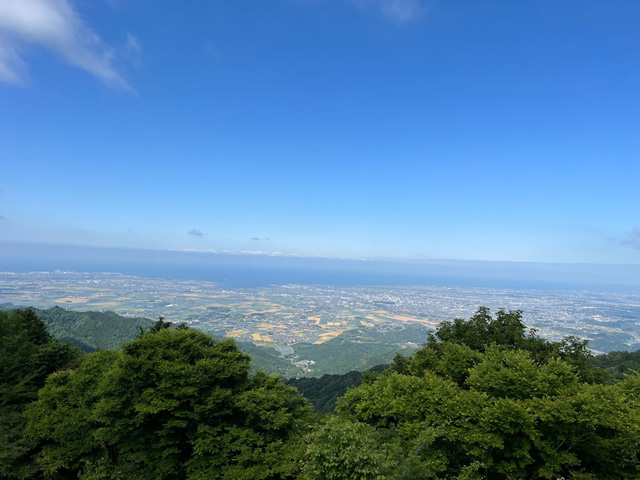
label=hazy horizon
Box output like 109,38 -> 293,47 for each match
2,240 -> 639,291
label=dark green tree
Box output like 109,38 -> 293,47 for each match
0,308 -> 82,480
27,327 -> 311,480
429,307 -> 529,352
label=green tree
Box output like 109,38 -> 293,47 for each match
26,327 -> 311,480
137,316 -> 174,337
307,309 -> 640,480
429,307 -> 529,352
416,307 -> 606,383
303,417 -> 388,480
0,308 -> 82,480
336,348 -> 640,479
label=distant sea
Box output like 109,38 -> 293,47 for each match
1,241 -> 639,293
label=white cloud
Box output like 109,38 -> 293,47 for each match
0,0 -> 132,90
352,0 -> 426,24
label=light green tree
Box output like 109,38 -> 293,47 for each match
26,327 -> 312,480
307,309 -> 640,480
303,417 -> 388,480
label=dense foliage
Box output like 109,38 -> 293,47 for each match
35,306 -> 153,351
2,305 -> 640,479
288,371 -> 365,413
592,348 -> 640,381
287,366 -> 388,413
0,308 -> 82,479
304,308 -> 640,479
26,326 -> 312,480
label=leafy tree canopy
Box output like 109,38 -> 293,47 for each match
0,308 -> 82,480
33,306 -> 153,351
305,308 -> 640,480
26,326 -> 312,480
416,307 -> 605,383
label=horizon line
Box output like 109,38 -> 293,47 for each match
1,239 -> 639,268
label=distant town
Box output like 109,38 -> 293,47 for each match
1,271 -> 639,353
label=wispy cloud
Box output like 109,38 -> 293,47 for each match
352,0 -> 426,24
187,229 -> 204,237
123,33 -> 142,68
0,214 -> 5,220
0,0 -> 133,90
0,43 -> 28,85
176,247 -> 375,261
181,248 -> 339,259
251,237 -> 271,241
240,250 -> 316,257
620,228 -> 640,250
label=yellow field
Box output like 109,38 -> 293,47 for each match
313,330 -> 345,344
227,329 -> 249,337
88,302 -> 120,308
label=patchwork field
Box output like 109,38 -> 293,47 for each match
2,271 -> 640,354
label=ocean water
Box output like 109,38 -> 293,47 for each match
1,241 -> 639,292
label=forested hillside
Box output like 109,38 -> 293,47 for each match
287,365 -> 388,413
34,306 -> 153,351
236,341 -> 302,377
592,348 -> 640,380
293,324 -> 427,376
4,306 -> 299,375
17,306 -> 426,377
3,306 -> 640,479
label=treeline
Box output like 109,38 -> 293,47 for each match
2,307 -> 640,479
293,309 -> 640,413
592,349 -> 640,380
20,306 -> 153,352
7,306 -> 425,378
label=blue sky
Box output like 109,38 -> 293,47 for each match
0,0 -> 639,264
